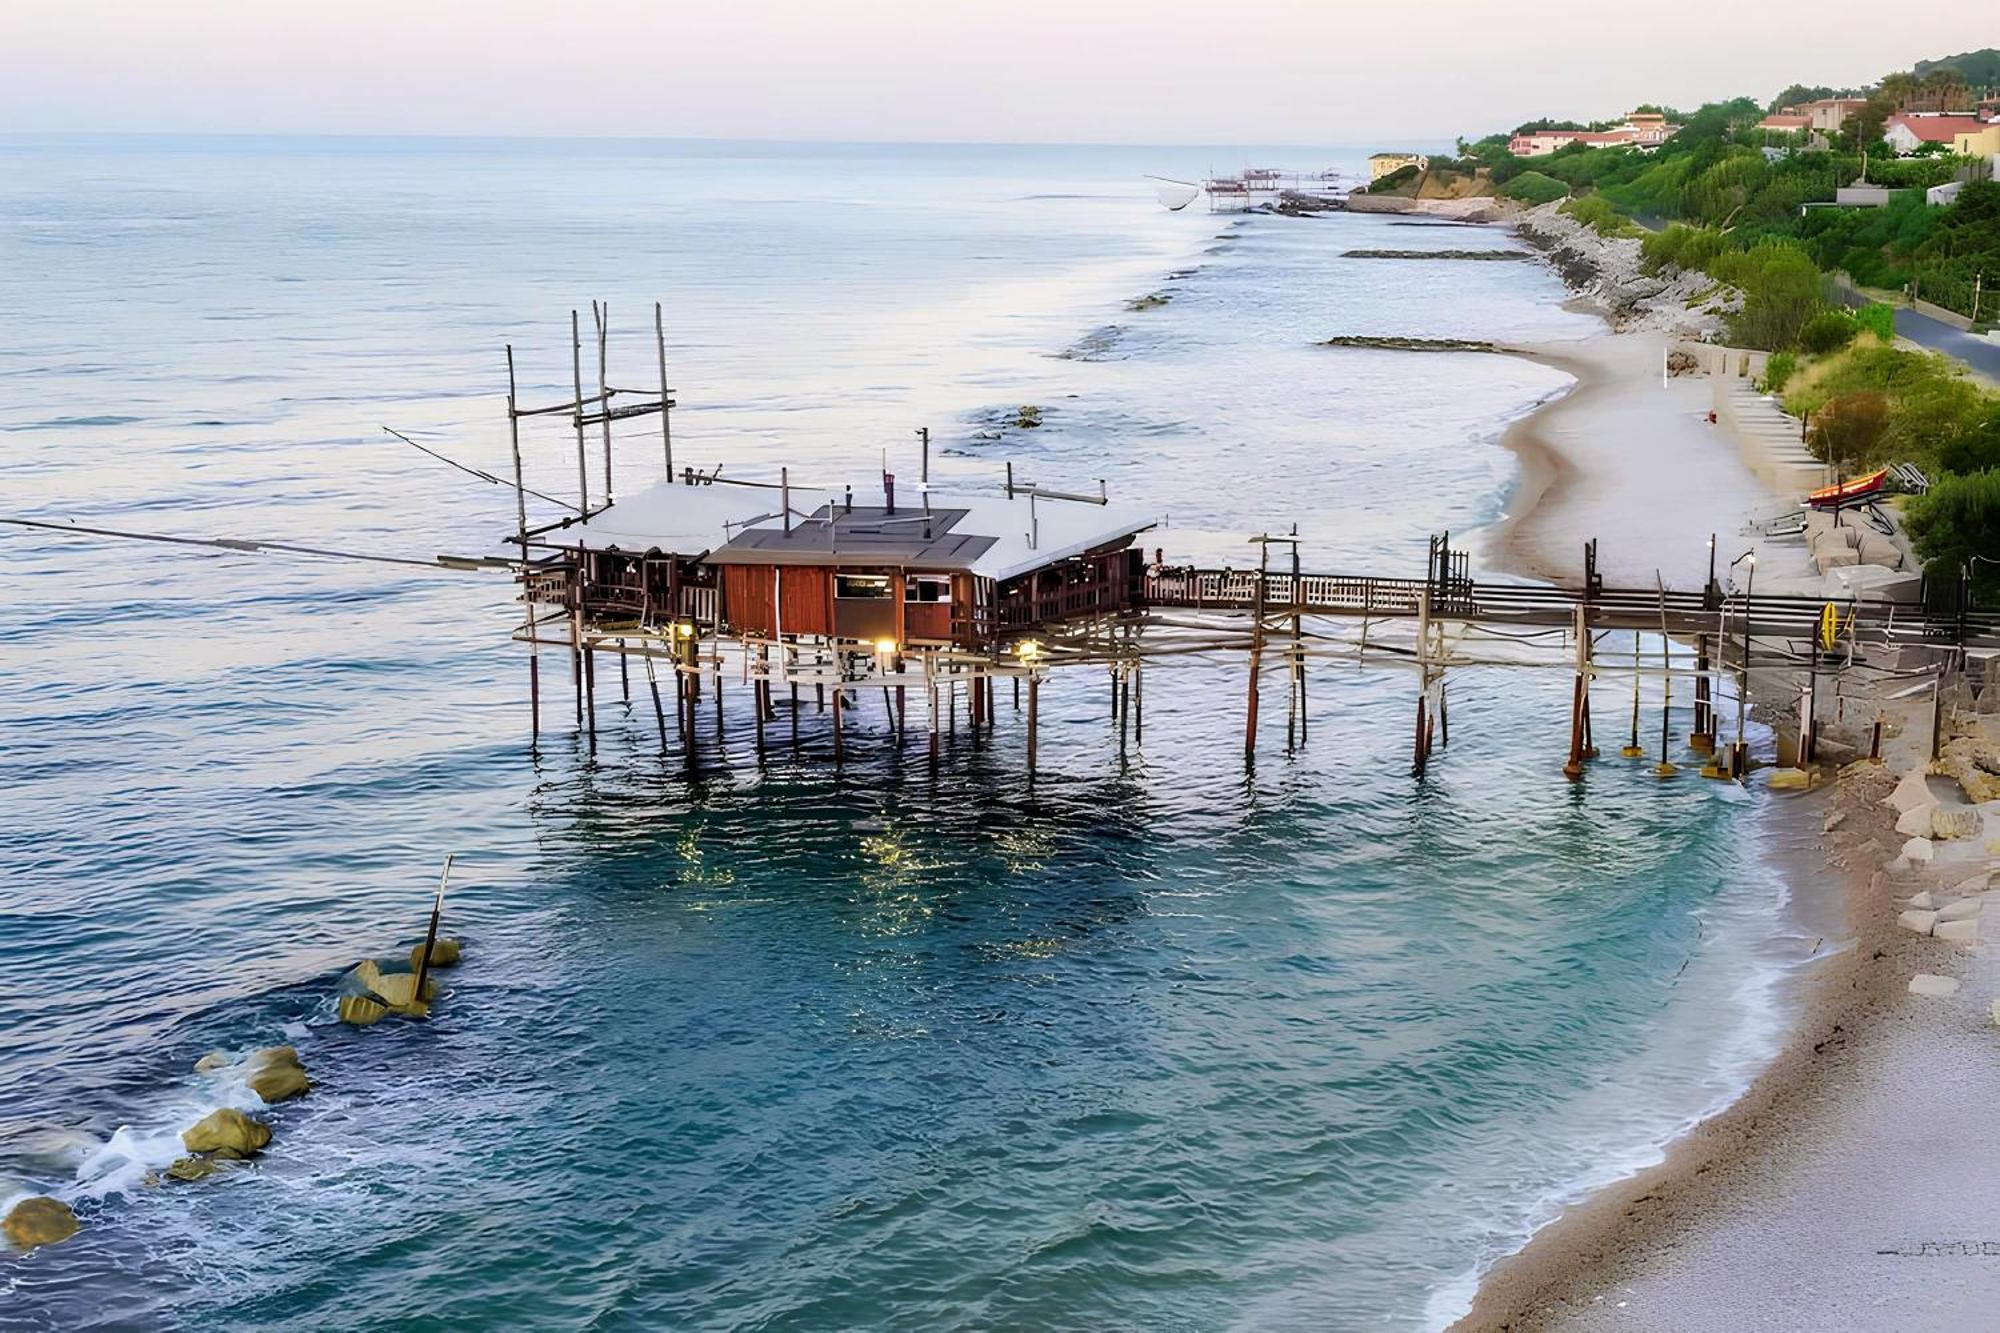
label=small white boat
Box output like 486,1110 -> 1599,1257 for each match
1147,176 -> 1202,211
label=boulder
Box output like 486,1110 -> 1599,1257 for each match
247,1061 -> 310,1105
165,1156 -> 219,1183
1932,807 -> 1981,841
1901,837 -> 1935,864
338,994 -> 390,1027
368,970 -> 435,1013
1898,909 -> 1938,935
1909,891 -> 1937,910
246,1046 -> 299,1070
1769,767 -> 1813,791
182,1108 -> 271,1158
1896,801 -> 1940,836
1935,917 -> 1980,944
3,1196 -> 79,1249
1936,898 -> 1983,923
1952,871 -> 1991,895
1884,768 -> 1933,814
1909,973 -> 1961,997
409,937 -> 461,971
194,1051 -> 229,1074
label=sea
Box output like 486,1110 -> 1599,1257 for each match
0,136 -> 1807,1330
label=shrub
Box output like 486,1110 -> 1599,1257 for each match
1715,243 -> 1822,350
1500,171 -> 1568,205
1905,469 -> 2000,598
1758,351 -> 1798,393
1558,194 -> 1638,237
1806,391 -> 1889,469
1798,310 -> 1860,354
1854,302 -> 1895,343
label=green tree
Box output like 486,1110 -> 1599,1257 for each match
1905,470 -> 2000,597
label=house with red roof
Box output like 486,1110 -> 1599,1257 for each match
1884,113 -> 1988,155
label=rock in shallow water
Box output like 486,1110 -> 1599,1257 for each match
193,1051 -> 229,1074
247,1062 -> 310,1104
182,1108 -> 270,1157
4,1196 -> 79,1249
409,937 -> 461,971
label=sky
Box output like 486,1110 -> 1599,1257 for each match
0,2 -> 1990,144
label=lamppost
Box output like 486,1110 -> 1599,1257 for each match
1730,550 -> 1757,778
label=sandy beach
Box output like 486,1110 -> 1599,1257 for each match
1456,313 -> 2000,1330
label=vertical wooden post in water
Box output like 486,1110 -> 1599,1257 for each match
645,654 -> 669,754
411,855 -> 452,1018
1413,688 -> 1429,777
1691,632 -> 1714,752
594,300 -> 613,504
1026,674 -> 1040,781
832,677 -> 844,764
1564,605 -> 1588,780
505,345 -> 539,749
655,301 -> 674,483
1245,540 -> 1268,762
570,309 -> 589,512
1290,529 -> 1305,748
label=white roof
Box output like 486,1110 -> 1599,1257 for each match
539,484 -> 780,558
538,480 -> 1159,582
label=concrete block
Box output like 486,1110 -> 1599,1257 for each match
1935,917 -> 1980,944
1936,898 -> 1982,923
1897,801 -> 1940,836
1898,909 -> 1939,935
1901,837 -> 1935,864
1909,973 -> 1961,997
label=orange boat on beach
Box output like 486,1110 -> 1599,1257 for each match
1807,467 -> 1889,510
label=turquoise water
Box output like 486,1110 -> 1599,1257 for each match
1,137 -> 1800,1330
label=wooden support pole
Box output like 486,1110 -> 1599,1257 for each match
1026,674 -> 1040,781
506,344 -> 539,750
570,309 -> 589,512
655,300 -> 674,483
1119,666 -> 1130,754
1438,680 -> 1449,748
645,654 -> 669,754
1691,632 -> 1714,751
594,300 -> 613,504
1246,540 -> 1268,762
832,680 -> 844,764
411,855 -> 451,1018
619,638 -> 630,702
1564,607 -> 1587,780
1134,660 -> 1144,744
570,599 -> 584,727
1413,689 -> 1429,777
790,680 -> 800,748
583,638 -> 598,749
1013,676 -> 1020,711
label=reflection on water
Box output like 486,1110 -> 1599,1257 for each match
0,136 -> 1791,1331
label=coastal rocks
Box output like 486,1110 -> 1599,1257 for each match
1935,916 -> 1981,944
409,937 -> 461,971
245,1047 -> 310,1104
3,1196 -> 79,1249
1339,249 -> 1533,261
1013,405 -> 1043,429
1895,801 -> 1940,837
193,1051 -> 229,1074
1900,836 -> 1935,864
1932,807 -> 1981,841
1909,891 -> 1937,910
1883,768 -> 1934,815
1909,973 -> 1961,998
1898,909 -> 1940,935
182,1108 -> 271,1158
338,959 -> 436,1025
1768,767 -> 1814,791
164,1156 -> 221,1183
1321,335 -> 1496,353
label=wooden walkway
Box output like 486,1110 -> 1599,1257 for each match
1139,569 -> 2000,647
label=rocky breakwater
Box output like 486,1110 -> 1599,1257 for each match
1511,200 -> 1728,338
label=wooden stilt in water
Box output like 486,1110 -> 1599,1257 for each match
1245,539 -> 1268,762
1437,680 -> 1448,748
583,638 -> 598,749
1026,674 -> 1040,781
1413,688 -> 1429,777
1563,607 -> 1587,780
832,680 -> 844,764
897,683 -> 907,741
1690,632 -> 1715,752
1013,677 -> 1020,711
645,654 -> 669,754
1119,664 -> 1130,755
1621,631 -> 1645,758
505,344 -> 540,751
817,681 -> 826,712
1134,659 -> 1144,744
411,855 -> 452,1018
619,639 -> 630,702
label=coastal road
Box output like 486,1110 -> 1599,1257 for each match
1837,289 -> 2000,379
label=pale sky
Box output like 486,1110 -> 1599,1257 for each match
0,2 -> 1989,144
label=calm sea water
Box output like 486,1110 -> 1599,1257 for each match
1,137 -> 1802,1330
